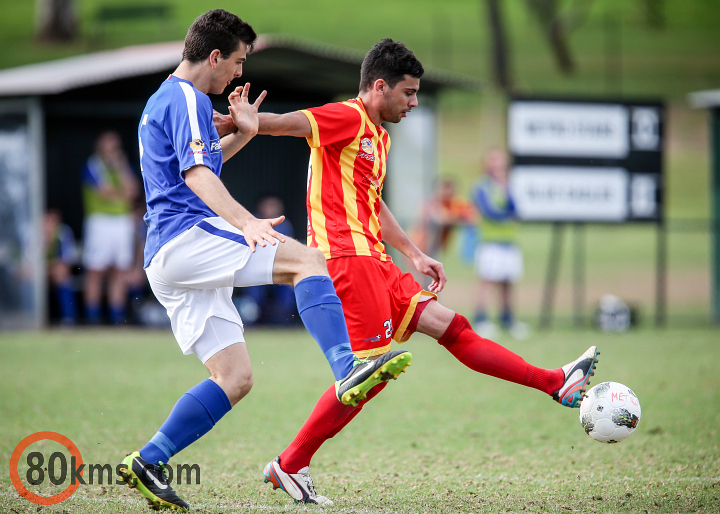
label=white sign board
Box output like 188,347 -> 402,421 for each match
510,166 -> 629,222
509,102 -> 629,158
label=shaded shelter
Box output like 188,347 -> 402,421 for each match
0,36 -> 477,327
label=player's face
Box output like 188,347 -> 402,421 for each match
211,42 -> 248,95
380,75 -> 419,124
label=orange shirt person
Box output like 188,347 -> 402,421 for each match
421,179 -> 476,257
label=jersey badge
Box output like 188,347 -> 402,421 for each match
189,139 -> 206,152
360,138 -> 373,154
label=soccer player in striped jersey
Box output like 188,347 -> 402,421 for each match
117,13 -> 410,511
237,39 -> 600,504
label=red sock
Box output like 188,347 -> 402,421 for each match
279,382 -> 388,473
438,314 -> 563,395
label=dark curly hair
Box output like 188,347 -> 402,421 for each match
359,38 -> 424,92
182,9 -> 257,63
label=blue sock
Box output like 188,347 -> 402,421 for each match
500,309 -> 514,329
475,311 -> 487,325
85,303 -> 101,324
294,276 -> 355,380
55,283 -> 76,323
140,379 -> 231,465
109,305 -> 126,325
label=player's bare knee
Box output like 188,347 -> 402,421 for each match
274,241 -> 328,285
223,369 -> 253,406
304,246 -> 328,276
289,245 -> 327,279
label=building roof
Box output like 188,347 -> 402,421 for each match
688,88 -> 720,109
0,35 -> 479,98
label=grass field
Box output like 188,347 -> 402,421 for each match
1,327 -> 719,512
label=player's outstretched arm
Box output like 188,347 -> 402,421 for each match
212,111 -> 311,138
220,83 -> 267,163
184,164 -> 286,252
257,111 -> 312,137
379,199 -> 447,293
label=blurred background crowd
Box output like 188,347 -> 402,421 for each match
0,0 -> 718,332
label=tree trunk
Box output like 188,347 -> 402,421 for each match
645,0 -> 665,29
526,0 -> 575,75
486,0 -> 512,91
36,0 -> 78,42
549,17 -> 575,74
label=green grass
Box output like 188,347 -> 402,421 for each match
1,327 -> 719,512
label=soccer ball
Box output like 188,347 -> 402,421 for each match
579,382 -> 641,443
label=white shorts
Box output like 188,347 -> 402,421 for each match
146,217 -> 279,362
82,213 -> 134,271
475,242 -> 523,283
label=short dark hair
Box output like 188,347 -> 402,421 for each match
182,9 -> 257,63
359,38 -> 424,92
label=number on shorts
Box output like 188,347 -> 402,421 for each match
384,319 -> 392,339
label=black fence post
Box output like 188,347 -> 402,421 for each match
540,223 -> 564,329
573,223 -> 586,328
655,220 -> 667,327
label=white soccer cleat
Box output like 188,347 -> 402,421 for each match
553,346 -> 600,408
263,457 -> 333,505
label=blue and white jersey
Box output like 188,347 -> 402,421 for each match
139,75 -> 223,267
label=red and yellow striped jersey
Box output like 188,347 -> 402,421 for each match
301,98 -> 392,261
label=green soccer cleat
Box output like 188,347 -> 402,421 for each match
335,350 -> 412,406
118,451 -> 189,511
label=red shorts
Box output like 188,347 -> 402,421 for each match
327,256 -> 437,358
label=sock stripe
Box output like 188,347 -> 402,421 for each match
324,341 -> 354,365
149,431 -> 177,458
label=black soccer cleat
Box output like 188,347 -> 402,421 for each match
335,350 -> 412,406
118,451 -> 189,511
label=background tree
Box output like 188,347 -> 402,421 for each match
486,0 -> 513,91
644,0 -> 665,29
35,0 -> 78,42
524,0 -> 594,75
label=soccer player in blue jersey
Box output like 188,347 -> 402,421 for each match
117,10 -> 411,511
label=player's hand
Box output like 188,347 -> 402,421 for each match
239,215 -> 286,252
412,253 -> 447,293
213,110 -> 237,137
228,83 -> 267,136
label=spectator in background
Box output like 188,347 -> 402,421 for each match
81,131 -> 139,324
471,149 -> 528,340
44,209 -> 78,325
126,200 -> 150,323
422,178 -> 476,257
405,179 -> 476,289
240,196 -> 298,325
